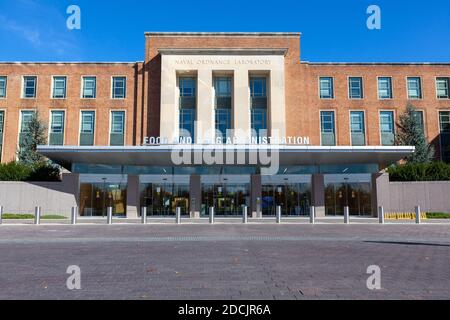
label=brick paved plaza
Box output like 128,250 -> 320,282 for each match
0,224 -> 449,300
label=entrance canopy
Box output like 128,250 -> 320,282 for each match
37,145 -> 415,168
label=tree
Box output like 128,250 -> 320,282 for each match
396,104 -> 435,163
17,111 -> 48,165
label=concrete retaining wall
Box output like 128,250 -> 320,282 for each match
0,174 -> 79,217
375,173 -> 450,213
387,181 -> 450,213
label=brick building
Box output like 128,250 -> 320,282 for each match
0,32 -> 449,218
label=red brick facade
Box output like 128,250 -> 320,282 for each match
0,33 -> 449,163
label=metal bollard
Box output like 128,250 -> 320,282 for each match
344,206 -> 350,224
415,206 -> 422,224
378,206 -> 385,224
310,206 -> 315,224
35,206 -> 41,225
176,207 -> 181,224
107,207 -> 113,225
71,207 -> 78,225
0,206 -> 3,225
242,206 -> 248,224
209,207 -> 215,224
256,198 -> 262,218
276,206 -> 282,224
141,207 -> 147,224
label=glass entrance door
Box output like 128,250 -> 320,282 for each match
262,183 -> 311,216
324,175 -> 373,216
80,182 -> 127,217
140,183 -> 190,216
202,183 -> 249,216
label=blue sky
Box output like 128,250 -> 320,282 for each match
0,0 -> 449,62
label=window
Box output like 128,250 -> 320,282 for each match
439,111 -> 450,163
112,77 -> 126,99
20,110 -> 35,133
81,111 -> 95,133
111,111 -> 125,134
50,111 -> 65,134
412,110 -> 425,134
321,111 -> 335,133
214,77 -> 232,143
378,77 -> 393,99
251,109 -> 267,140
0,76 -> 7,98
407,77 -> 422,99
250,77 -> 266,97
179,77 -> 196,142
179,109 -> 195,141
215,109 -> 231,143
319,77 -> 334,99
80,111 -> 95,146
52,76 -> 67,99
320,111 -> 336,146
82,77 -> 96,99
436,78 -> 450,99
349,77 -> 363,99
380,111 -> 395,146
350,111 -> 366,146
110,111 -> 125,146
0,111 -> 4,133
49,111 -> 65,145
19,110 -> 36,149
23,76 -> 37,98
250,77 -> 268,139
215,77 -> 231,98
440,111 -> 450,133
179,77 -> 196,97
0,110 -> 4,162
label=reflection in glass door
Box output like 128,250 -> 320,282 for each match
202,183 -> 250,216
262,183 -> 311,216
325,179 -> 372,216
80,182 -> 127,217
140,183 -> 190,216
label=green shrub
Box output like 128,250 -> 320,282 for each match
1,214 -> 67,220
426,213 -> 450,219
0,162 -> 61,182
26,164 -> 61,182
388,162 -> 450,182
1,214 -> 35,219
0,162 -> 33,181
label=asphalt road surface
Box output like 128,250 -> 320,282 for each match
0,224 -> 449,300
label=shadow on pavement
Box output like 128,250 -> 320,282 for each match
365,241 -> 450,247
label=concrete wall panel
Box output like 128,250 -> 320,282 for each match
0,174 -> 79,216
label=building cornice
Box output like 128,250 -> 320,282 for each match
0,61 -> 142,65
302,61 -> 450,66
157,48 -> 288,56
146,32 -> 301,37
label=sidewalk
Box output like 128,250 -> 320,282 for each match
2,217 -> 450,225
